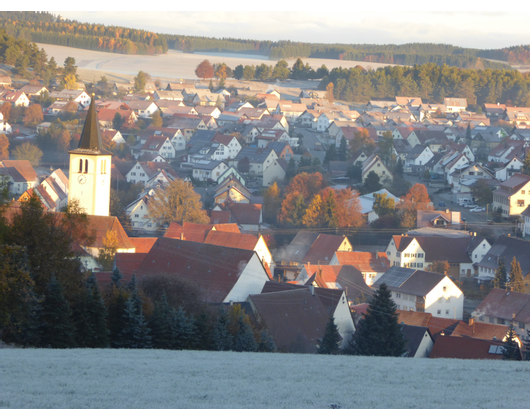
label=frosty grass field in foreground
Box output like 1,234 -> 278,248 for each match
1,348 -> 529,409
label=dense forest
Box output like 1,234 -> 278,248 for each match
2,11 -> 530,69
0,11 -> 168,55
316,62 -> 530,106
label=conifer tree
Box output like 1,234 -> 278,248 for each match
523,151 -> 530,176
149,294 -> 174,349
501,324 -> 520,361
212,308 -> 233,351
493,257 -> 507,290
317,315 -> 342,355
86,277 -> 109,348
338,137 -> 347,161
323,144 -> 337,165
192,311 -> 214,350
171,307 -> 195,350
257,329 -> 276,353
41,276 -> 76,348
233,314 -> 257,352
118,288 -> 152,349
106,283 -> 129,348
347,283 -> 407,357
509,257 -> 524,293
111,267 -> 123,289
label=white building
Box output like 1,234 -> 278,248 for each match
373,266 -> 464,320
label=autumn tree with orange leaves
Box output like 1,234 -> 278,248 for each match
397,183 -> 433,229
195,60 -> 214,80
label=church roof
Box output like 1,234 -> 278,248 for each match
70,94 -> 112,155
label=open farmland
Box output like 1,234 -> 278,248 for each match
1,348 -> 529,409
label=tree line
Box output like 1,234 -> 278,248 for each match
0,11 -> 168,55
0,194 -> 274,352
319,62 -> 530,106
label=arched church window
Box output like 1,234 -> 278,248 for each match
85,159 -> 88,173
79,159 -> 83,173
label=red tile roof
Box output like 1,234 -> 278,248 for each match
128,237 -> 157,253
302,235 -> 349,265
333,251 -> 390,273
204,230 -> 259,250
430,335 -> 510,360
114,252 -> 148,279
136,237 -> 259,303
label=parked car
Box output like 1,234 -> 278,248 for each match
438,201 -> 446,207
470,207 -> 485,212
464,203 -> 477,208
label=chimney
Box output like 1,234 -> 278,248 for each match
446,209 -> 449,214
309,285 -> 315,296
376,252 -> 379,259
180,232 -> 184,240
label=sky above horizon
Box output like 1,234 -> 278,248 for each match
49,8 -> 530,50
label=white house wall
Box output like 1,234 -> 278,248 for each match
223,253 -> 270,303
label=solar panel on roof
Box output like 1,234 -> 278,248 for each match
379,267 -> 414,288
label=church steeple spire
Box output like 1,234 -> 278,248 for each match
75,94 -> 108,153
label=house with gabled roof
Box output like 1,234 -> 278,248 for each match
475,235 -> 530,293
125,188 -> 159,233
329,252 -> 390,285
0,112 -> 12,134
492,173 -> 530,218
140,135 -> 176,160
274,232 -> 353,279
135,237 -> 269,303
125,161 -> 178,185
373,266 -> 464,319
472,288 -> 530,343
97,108 -> 137,128
214,176 -> 251,204
444,98 -> 467,113
213,201 -> 263,232
416,209 -> 461,229
452,318 -> 522,347
139,126 -> 187,151
50,89 -> 91,108
361,155 -> 393,184
386,234 -> 489,278
192,160 -> 228,183
401,325 -> 434,358
430,335 -> 518,360
0,160 -> 38,196
296,264 -> 373,303
20,85 -> 49,98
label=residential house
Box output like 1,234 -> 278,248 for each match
139,127 -> 187,151
135,238 -> 269,303
430,335 -> 517,360
192,160 -> 228,183
214,176 -> 251,204
404,145 -> 434,175
0,160 -> 38,196
385,234 -> 490,278
328,252 -> 390,285
97,109 -> 137,129
50,89 -> 91,108
492,173 -> 530,218
475,235 -> 530,293
358,189 -> 400,223
361,155 -> 393,184
416,209 -> 461,229
126,100 -> 159,119
401,325 -> 434,358
140,135 -> 176,160
213,201 -> 263,232
125,161 -> 179,185
373,266 -> 464,319
0,112 -> 12,134
472,288 -> 530,343
444,98 -> 467,113
20,85 -> 49,98
166,114 -> 208,140
0,90 -> 29,107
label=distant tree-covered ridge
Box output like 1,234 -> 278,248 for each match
0,11 -> 167,55
2,11 -> 530,68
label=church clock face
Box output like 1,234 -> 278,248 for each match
78,174 -> 87,185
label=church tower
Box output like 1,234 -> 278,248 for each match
68,95 -> 112,216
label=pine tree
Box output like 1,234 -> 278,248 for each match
466,122 -> 472,142
171,307 -> 195,350
212,308 -> 233,351
523,330 -> 530,361
323,144 -> 337,165
111,267 -> 123,288
257,329 -> 276,352
501,324 -> 520,361
348,283 -> 407,357
106,284 -> 129,348
317,315 -> 342,355
233,314 -> 257,352
149,294 -> 174,349
493,257 -> 507,290
118,288 -> 152,349
41,276 -> 76,348
86,278 -> 109,348
509,257 -> 524,293
192,311 -> 213,350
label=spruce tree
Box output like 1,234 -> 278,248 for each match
171,306 -> 194,350
233,314 -> 257,352
323,144 -> 337,165
349,283 -> 407,357
257,329 -> 276,353
106,284 -> 129,348
212,308 -> 233,351
192,312 -> 214,350
41,276 -> 76,348
509,257 -> 524,293
523,331 -> 530,361
149,294 -> 174,349
501,324 -> 520,361
317,315 -> 342,355
86,277 -> 109,348
493,257 -> 507,290
523,151 -> 530,176
111,267 -> 123,288
118,288 -> 152,349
